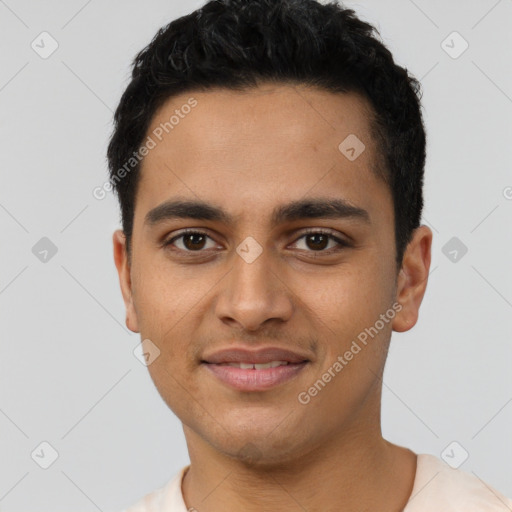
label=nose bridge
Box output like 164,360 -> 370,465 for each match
230,241 -> 276,305
215,240 -> 292,329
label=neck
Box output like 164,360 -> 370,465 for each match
181,417 -> 417,511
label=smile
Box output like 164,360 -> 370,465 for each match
202,360 -> 308,391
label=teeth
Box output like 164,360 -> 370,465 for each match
223,361 -> 289,369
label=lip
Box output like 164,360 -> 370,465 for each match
201,347 -> 311,365
201,346 -> 311,391
203,361 -> 309,391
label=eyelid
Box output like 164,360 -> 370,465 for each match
292,227 -> 350,250
299,227 -> 348,241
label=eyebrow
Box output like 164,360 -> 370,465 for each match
144,197 -> 371,227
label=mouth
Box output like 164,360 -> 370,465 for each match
213,360 -> 293,369
202,361 -> 309,391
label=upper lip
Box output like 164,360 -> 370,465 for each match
201,346 -> 311,364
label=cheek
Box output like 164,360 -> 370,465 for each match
132,265 -> 210,370
132,262 -> 198,334
146,356 -> 203,422
309,262 -> 383,325
305,258 -> 394,365
133,276 -> 170,334
135,273 -> 203,412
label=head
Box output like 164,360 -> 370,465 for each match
110,0 -> 432,466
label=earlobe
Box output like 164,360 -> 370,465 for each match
113,230 -> 140,333
392,225 -> 433,333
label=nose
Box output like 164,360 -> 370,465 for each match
214,246 -> 294,331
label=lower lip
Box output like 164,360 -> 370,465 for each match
202,362 -> 308,391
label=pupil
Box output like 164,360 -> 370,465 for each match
185,234 -> 205,250
307,234 -> 327,250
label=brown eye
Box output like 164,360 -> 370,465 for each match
305,233 -> 329,251
291,230 -> 348,253
164,230 -> 217,252
182,233 -> 207,250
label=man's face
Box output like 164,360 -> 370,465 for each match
115,84 -> 415,464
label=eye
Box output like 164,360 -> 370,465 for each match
162,228 -> 349,255
291,229 -> 348,253
163,229 -> 218,252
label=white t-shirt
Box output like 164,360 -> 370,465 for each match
120,454 -> 512,511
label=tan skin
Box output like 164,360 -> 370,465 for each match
113,83 -> 432,512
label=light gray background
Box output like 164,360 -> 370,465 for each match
0,0 -> 511,510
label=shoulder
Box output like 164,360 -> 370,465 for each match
118,466 -> 190,512
404,454 -> 512,512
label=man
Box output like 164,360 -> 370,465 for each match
108,0 -> 512,510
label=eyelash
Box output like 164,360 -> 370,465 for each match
163,228 -> 349,255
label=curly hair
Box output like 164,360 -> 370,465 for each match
106,0 -> 426,269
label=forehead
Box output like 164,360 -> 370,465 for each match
134,83 -> 390,228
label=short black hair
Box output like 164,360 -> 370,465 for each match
107,0 -> 426,270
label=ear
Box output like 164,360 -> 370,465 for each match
113,229 -> 140,333
392,225 -> 433,333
